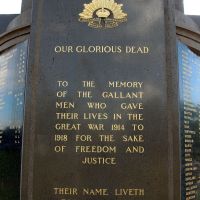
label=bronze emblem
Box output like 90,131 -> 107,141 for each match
79,0 -> 127,29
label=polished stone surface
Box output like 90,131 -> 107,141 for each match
21,1 -> 180,200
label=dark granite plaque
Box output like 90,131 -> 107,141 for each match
0,40 -> 28,199
21,1 -> 180,200
178,41 -> 200,200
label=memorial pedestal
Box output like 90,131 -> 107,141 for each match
0,1 -> 200,200
20,0 -> 180,200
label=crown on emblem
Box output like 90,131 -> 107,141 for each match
96,8 -> 111,18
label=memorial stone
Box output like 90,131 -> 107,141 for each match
21,0 -> 180,200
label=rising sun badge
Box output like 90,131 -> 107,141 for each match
79,0 -> 127,29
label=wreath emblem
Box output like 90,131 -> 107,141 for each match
79,0 -> 127,29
